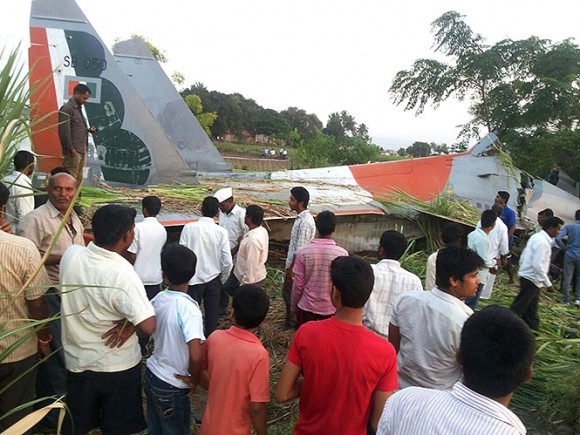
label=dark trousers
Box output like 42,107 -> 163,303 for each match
0,355 -> 37,433
282,278 -> 293,325
220,272 -> 238,314
511,277 -> 541,330
35,290 -> 66,429
65,364 -> 145,435
223,274 -> 265,297
298,308 -> 333,327
189,277 -> 221,336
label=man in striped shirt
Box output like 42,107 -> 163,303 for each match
0,182 -> 52,432
282,186 -> 316,329
378,305 -> 534,435
363,230 -> 422,339
291,211 -> 348,326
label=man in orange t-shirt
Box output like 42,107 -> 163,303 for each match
200,285 -> 270,435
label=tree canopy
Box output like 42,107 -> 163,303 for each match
389,11 -> 580,180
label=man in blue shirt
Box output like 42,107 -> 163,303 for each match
495,191 -> 517,283
555,210 -> 580,306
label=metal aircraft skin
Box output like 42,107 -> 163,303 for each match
269,133 -> 580,225
27,0 -> 579,226
28,0 -> 229,187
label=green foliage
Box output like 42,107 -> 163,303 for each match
0,45 -> 32,177
295,132 -> 380,168
181,83 -> 262,138
543,372 -> 580,432
280,107 -> 322,140
375,154 -> 407,162
295,133 -> 336,167
171,71 -> 185,87
406,141 -> 431,157
183,94 -> 218,137
130,34 -> 168,62
505,129 -> 580,181
389,11 -> 580,176
250,109 -> 291,136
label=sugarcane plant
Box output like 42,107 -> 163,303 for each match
0,44 -> 67,433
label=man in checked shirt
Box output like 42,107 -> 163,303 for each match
282,186 -> 316,330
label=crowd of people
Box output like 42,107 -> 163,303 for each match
1,141 -> 579,434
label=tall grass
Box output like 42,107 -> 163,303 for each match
0,44 -> 66,433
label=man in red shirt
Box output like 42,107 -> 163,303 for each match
275,256 -> 398,434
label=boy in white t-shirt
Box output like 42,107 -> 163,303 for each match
144,243 -> 205,434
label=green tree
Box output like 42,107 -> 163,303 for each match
184,94 -> 217,137
130,34 -> 168,62
323,112 -> 345,137
280,107 -> 322,140
250,108 -> 291,136
406,141 -> 431,157
171,71 -> 186,87
431,142 -> 449,155
389,11 -> 580,177
1,45 -> 31,175
296,132 -> 380,168
323,110 -> 364,138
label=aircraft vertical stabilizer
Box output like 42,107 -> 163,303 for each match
113,38 -> 230,173
28,0 -> 229,186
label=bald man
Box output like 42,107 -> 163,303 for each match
17,172 -> 85,431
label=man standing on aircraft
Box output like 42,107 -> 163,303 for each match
282,187 -> 316,329
58,83 -> 97,185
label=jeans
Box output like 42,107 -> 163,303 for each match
35,290 -> 67,430
144,368 -> 191,435
561,256 -> 580,303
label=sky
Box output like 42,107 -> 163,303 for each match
2,0 -> 580,150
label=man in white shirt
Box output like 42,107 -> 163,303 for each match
425,223 -> 464,291
180,196 -> 233,336
224,205 -> 269,296
465,209 -> 497,309
214,187 -> 247,256
511,216 -> 563,330
60,204 -> 156,435
389,246 -> 483,390
214,187 -> 247,315
378,305 -> 534,435
479,204 -> 510,300
282,186 -> 316,329
3,150 -> 35,231
364,230 -> 422,339
126,196 -> 168,300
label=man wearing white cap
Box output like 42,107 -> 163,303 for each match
214,187 -> 247,314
